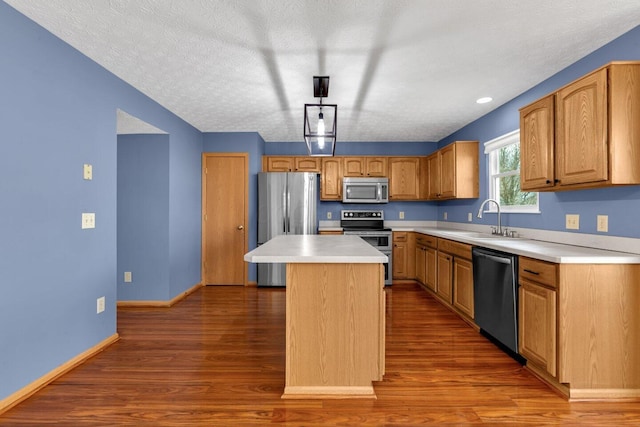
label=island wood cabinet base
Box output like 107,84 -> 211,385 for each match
283,263 -> 385,399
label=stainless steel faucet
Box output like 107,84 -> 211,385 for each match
477,198 -> 502,235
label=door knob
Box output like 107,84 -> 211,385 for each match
237,225 -> 244,230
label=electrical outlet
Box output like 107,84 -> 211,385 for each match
96,296 -> 105,314
597,215 -> 608,232
565,214 -> 580,230
326,212 -> 332,219
468,212 -> 473,222
443,212 -> 448,220
124,271 -> 132,283
399,211 -> 405,219
83,163 -> 93,180
82,213 -> 96,229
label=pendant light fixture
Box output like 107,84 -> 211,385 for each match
304,76 -> 337,156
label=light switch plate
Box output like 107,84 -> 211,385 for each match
597,215 -> 608,232
83,164 -> 92,180
82,213 -> 96,229
565,214 -> 580,230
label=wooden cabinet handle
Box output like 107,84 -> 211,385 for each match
523,269 -> 539,275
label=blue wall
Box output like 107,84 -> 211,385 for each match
0,2 -> 202,401
438,25 -> 640,239
117,134 -> 170,300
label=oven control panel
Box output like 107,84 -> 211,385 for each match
340,210 -> 384,220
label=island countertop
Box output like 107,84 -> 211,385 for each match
244,235 -> 388,264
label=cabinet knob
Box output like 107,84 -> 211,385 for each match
546,180 -> 551,184
554,179 -> 560,183
237,225 -> 244,230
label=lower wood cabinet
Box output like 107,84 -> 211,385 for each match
519,280 -> 557,377
452,257 -> 474,319
392,232 -> 408,279
436,251 -> 453,304
435,238 -> 473,316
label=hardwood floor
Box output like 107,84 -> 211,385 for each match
2,282 -> 639,426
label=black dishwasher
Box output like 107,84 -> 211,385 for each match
472,246 -> 523,361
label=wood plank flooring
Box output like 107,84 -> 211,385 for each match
2,282 -> 639,425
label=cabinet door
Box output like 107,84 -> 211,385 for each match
365,157 -> 388,177
294,157 -> 321,172
556,68 -> 608,186
265,156 -> 293,172
415,246 -> 426,285
425,248 -> 437,292
439,144 -> 456,198
519,281 -> 557,377
427,153 -> 440,199
320,157 -> 342,200
436,252 -> 453,304
392,241 -> 407,279
520,95 -> 555,190
389,157 -> 420,200
343,157 -> 365,176
453,257 -> 474,319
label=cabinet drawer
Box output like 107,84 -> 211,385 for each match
437,238 -> 472,260
415,234 -> 437,248
393,232 -> 408,242
519,257 -> 558,289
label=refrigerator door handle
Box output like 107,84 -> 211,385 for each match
282,188 -> 287,233
286,191 -> 291,233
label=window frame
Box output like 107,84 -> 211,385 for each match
484,130 -> 540,214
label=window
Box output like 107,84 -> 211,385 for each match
484,130 -> 539,213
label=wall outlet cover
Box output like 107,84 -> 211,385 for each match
468,212 -> 473,222
326,212 -> 332,219
124,271 -> 132,283
96,296 -> 105,314
597,215 -> 608,232
399,211 -> 405,219
83,163 -> 93,180
443,212 -> 448,220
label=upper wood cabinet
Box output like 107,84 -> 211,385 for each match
520,62 -> 640,191
320,157 -> 342,200
262,156 -> 321,172
343,157 -> 388,177
427,141 -> 479,200
389,157 -> 420,200
263,156 -> 294,172
520,94 -> 556,190
294,157 -> 321,172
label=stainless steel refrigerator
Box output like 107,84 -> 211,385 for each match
258,172 -> 317,286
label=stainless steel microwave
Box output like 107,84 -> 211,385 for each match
342,177 -> 389,203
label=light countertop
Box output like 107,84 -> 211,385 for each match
391,227 -> 640,264
244,235 -> 388,264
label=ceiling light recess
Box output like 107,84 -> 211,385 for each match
304,76 -> 337,157
476,97 -> 493,104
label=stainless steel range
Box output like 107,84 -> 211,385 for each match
341,209 -> 392,286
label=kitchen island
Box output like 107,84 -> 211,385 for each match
244,235 -> 387,399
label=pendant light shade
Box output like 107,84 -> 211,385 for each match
304,76 -> 337,156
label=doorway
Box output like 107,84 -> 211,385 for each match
202,153 -> 248,285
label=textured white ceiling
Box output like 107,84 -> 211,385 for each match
6,1 -> 640,141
